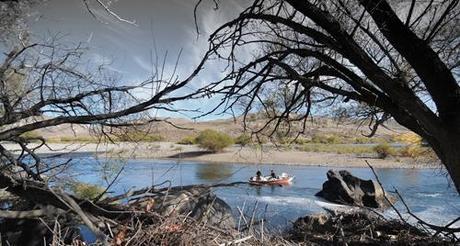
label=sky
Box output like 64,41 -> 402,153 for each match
27,0 -> 249,119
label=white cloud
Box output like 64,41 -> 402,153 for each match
133,55 -> 154,73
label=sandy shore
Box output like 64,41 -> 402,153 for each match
2,142 -> 438,168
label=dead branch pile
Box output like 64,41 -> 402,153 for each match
290,211 -> 455,245
97,213 -> 241,246
0,171 -> 288,245
46,210 -> 295,246
44,202 -> 289,246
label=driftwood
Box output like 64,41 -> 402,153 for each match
0,172 -> 132,219
290,211 -> 451,245
0,170 -> 253,245
0,206 -> 61,219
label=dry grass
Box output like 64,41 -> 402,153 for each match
297,143 -> 376,154
34,117 -> 409,143
46,211 -> 293,246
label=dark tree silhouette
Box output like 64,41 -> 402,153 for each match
0,31 -> 210,244
0,1 -> 215,240
0,39 -> 208,180
198,0 -> 460,192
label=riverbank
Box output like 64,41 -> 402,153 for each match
2,142 -> 438,168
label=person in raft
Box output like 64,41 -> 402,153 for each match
270,170 -> 277,179
256,170 -> 262,180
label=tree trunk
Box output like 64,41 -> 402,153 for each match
392,112 -> 460,193
429,133 -> 460,193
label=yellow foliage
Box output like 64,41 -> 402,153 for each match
392,132 -> 422,145
373,143 -> 396,159
21,131 -> 42,139
400,145 -> 425,158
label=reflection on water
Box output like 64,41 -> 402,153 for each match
375,168 -> 421,187
62,156 -> 460,230
195,163 -> 233,181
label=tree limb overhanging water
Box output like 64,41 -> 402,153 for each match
0,0 -> 459,244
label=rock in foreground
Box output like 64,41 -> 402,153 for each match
138,186 -> 235,230
316,170 -> 395,208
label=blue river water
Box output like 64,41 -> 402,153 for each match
58,154 -> 459,231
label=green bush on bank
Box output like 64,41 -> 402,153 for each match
20,131 -> 42,139
234,134 -> 251,146
177,135 -> 197,145
59,136 -> 98,143
20,131 -> 43,142
299,143 -> 374,154
58,132 -> 163,143
373,143 -> 396,159
116,132 -> 163,142
310,134 -> 344,144
195,129 -> 233,152
352,136 -> 387,144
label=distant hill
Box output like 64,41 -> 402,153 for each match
35,116 -> 409,142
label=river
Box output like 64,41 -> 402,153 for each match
58,153 -> 459,231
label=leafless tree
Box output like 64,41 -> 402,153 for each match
0,2 -> 227,243
196,0 -> 460,192
0,36 -> 208,180
0,20 -> 211,246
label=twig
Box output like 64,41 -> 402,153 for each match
248,201 -> 259,231
218,235 -> 253,246
82,0 -> 137,25
365,160 -> 406,222
366,160 -> 460,242
237,206 -> 249,230
94,165 -> 125,202
51,188 -> 107,242
237,200 -> 246,232
394,189 -> 460,235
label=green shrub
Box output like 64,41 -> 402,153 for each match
60,136 -> 98,143
234,134 -> 251,146
373,143 -> 396,159
352,136 -> 373,144
177,135 -> 197,145
399,145 -> 435,158
60,132 -> 164,143
117,132 -> 163,142
352,136 -> 388,144
195,129 -> 234,152
311,134 -> 344,144
399,145 -> 422,158
20,131 -> 43,142
299,143 -> 373,154
142,134 -> 163,142
20,131 -> 42,139
292,137 -> 309,145
275,136 -> 309,145
69,182 -> 105,200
